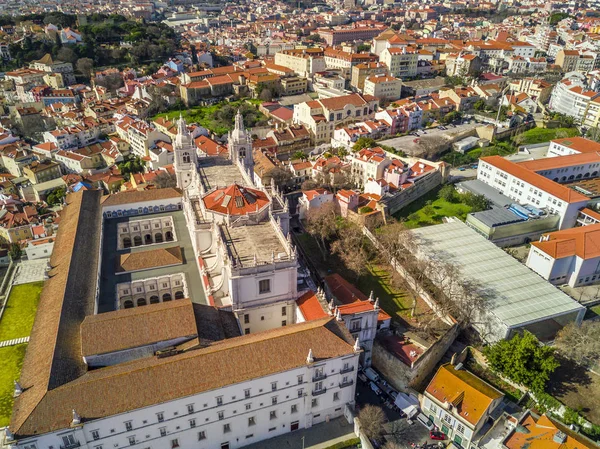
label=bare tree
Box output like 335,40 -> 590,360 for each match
331,221 -> 370,280
263,167 -> 293,191
554,321 -> 600,366
305,201 -> 338,260
76,57 -> 94,79
153,171 -> 177,189
301,179 -> 319,190
358,405 -> 387,442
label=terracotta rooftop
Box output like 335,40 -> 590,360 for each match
80,300 -> 197,357
202,184 -> 270,216
425,363 -> 503,426
116,246 -> 183,273
550,136 -> 600,154
296,290 -> 328,321
481,156 -> 589,203
101,187 -> 182,207
532,223 -> 600,260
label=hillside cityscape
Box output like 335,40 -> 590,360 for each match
0,1 -> 599,449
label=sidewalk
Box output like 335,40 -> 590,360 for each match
242,417 -> 356,449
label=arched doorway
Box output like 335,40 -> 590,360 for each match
123,300 -> 134,309
162,293 -> 172,301
133,236 -> 142,246
137,298 -> 147,307
585,172 -> 590,178
175,291 -> 184,299
150,295 -> 160,304
165,231 -> 174,242
123,237 -> 132,248
144,234 -> 152,245
155,233 -> 164,243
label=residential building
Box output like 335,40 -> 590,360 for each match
379,47 -> 419,78
351,62 -> 388,91
363,75 -> 402,100
297,189 -> 335,219
556,50 -> 580,72
421,364 -> 504,448
508,78 -> 553,103
549,73 -> 600,121
444,53 -> 482,77
274,49 -> 326,77
22,160 -> 62,184
293,94 -> 378,144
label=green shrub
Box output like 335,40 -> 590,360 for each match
359,206 -> 374,214
324,437 -> 362,449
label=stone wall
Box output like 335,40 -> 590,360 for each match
372,323 -> 459,392
380,170 -> 443,216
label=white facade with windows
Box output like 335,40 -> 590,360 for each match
10,335 -> 359,449
477,156 -> 589,229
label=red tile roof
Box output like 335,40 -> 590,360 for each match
296,291 -> 328,321
202,184 -> 270,216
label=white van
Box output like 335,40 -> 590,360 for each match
364,367 -> 380,383
416,413 -> 434,430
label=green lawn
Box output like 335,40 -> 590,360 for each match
518,127 -> 579,145
358,264 -> 412,324
0,281 -> 44,341
0,343 -> 27,427
393,186 -> 472,228
154,99 -> 266,135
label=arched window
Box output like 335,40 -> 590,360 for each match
183,153 -> 191,163
144,234 -> 152,245
133,236 -> 142,246
123,300 -> 134,309
593,171 -> 598,177
150,296 -> 160,304
561,176 -> 566,182
155,233 -> 164,243
165,231 -> 174,242
568,175 -> 575,180
123,237 -> 132,248
175,291 -> 185,300
576,174 -> 582,179
553,178 -> 559,182
137,298 -> 147,307
584,172 -> 590,178
163,293 -> 172,301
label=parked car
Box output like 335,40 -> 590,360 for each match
458,167 -> 466,171
430,431 -> 446,441
358,372 -> 368,383
416,413 -> 435,430
369,382 -> 383,395
364,367 -> 381,383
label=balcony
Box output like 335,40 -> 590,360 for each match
60,442 -> 81,449
312,387 -> 327,396
340,366 -> 354,374
339,380 -> 354,388
312,372 -> 327,382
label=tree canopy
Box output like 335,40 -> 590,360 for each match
483,331 -> 559,393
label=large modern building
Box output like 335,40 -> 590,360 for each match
5,115 -> 362,449
410,219 -> 586,342
477,153 -> 596,229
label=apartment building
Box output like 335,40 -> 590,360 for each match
421,364 -> 503,448
317,23 -> 387,46
351,62 -> 389,91
363,75 -> 402,100
549,74 -> 600,121
323,48 -> 377,79
274,49 -> 326,77
508,78 -> 553,103
293,93 -> 378,144
379,47 -> 419,78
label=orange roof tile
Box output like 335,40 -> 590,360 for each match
425,364 -> 503,426
296,291 -> 328,321
202,184 -> 270,216
481,156 -> 589,203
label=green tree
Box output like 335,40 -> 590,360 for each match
461,192 -> 490,211
441,111 -> 463,125
292,151 -> 307,161
9,242 -> 22,261
483,331 -> 560,393
76,57 -> 94,79
474,100 -> 486,112
46,187 -> 66,206
352,137 -> 377,152
438,184 -> 458,203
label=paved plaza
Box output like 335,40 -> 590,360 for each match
13,259 -> 49,285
